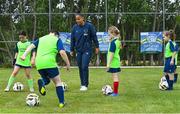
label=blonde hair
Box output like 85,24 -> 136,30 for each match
108,26 -> 120,40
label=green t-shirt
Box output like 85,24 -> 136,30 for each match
35,34 -> 58,70
165,40 -> 174,58
107,38 -> 121,68
16,41 -> 31,66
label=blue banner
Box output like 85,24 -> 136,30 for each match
97,32 -> 109,52
59,32 -> 109,52
59,32 -> 71,52
140,32 -> 163,53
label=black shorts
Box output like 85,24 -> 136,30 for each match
15,64 -> 31,68
107,68 -> 121,73
38,67 -> 59,79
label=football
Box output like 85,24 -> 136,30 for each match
26,93 -> 40,106
159,76 -> 169,90
13,82 -> 24,91
102,85 -> 113,95
61,82 -> 68,91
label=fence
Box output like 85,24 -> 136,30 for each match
0,0 -> 180,66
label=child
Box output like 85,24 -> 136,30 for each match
163,30 -> 176,90
106,26 -> 121,96
170,31 -> 179,83
4,31 -> 35,92
21,31 -> 70,108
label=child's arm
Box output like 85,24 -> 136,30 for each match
21,44 -> 36,60
170,52 -> 176,65
13,52 -> 18,65
59,50 -> 70,70
107,52 -> 114,68
31,51 -> 36,66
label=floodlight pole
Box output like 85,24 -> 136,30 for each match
49,0 -> 52,31
105,0 -> 108,31
163,0 -> 165,66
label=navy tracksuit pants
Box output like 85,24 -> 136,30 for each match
76,51 -> 92,87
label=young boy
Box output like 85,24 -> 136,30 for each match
106,26 -> 121,96
21,31 -> 70,108
4,31 -> 35,92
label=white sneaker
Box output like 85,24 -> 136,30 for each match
80,86 -> 88,91
30,88 -> 34,92
4,87 -> 10,92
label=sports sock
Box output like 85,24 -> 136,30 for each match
56,86 -> 64,104
113,82 -> 119,94
7,76 -> 15,88
168,80 -> 174,90
174,73 -> 178,83
165,74 -> 169,85
27,79 -> 34,89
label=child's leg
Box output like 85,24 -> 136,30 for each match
24,68 -> 34,91
51,75 -> 65,108
168,73 -> 174,90
5,66 -> 20,90
112,73 -> 119,94
174,69 -> 178,83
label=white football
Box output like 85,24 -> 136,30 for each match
61,82 -> 68,91
26,93 -> 40,106
13,82 -> 24,91
102,85 -> 113,95
159,76 -> 169,90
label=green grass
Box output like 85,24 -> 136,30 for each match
0,68 -> 180,113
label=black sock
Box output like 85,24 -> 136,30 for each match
174,73 -> 178,83
168,80 -> 174,90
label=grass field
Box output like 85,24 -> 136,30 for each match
0,68 -> 180,113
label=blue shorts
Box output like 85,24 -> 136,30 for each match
164,57 -> 175,73
15,64 -> 31,68
107,68 -> 121,73
38,67 -> 59,79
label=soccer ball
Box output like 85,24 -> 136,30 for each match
26,93 -> 40,106
13,82 -> 24,91
61,82 -> 68,91
159,76 -> 169,90
102,85 -> 113,95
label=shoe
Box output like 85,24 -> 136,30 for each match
30,88 -> 34,92
59,103 -> 65,108
110,93 -> 119,96
38,79 -> 46,96
4,87 -> 10,92
80,86 -> 88,91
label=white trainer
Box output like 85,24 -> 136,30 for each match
30,88 -> 34,92
4,87 -> 10,92
80,86 -> 88,91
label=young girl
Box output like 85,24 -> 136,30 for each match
107,26 -> 121,96
163,30 -> 176,90
4,31 -> 35,92
171,31 -> 179,83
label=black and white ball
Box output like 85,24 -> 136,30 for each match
61,82 -> 68,91
13,82 -> 24,91
159,76 -> 169,90
26,93 -> 40,106
102,85 -> 113,95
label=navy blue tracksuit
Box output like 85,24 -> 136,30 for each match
71,22 -> 99,87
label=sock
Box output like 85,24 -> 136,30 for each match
174,73 -> 178,83
7,76 -> 15,88
27,79 -> 34,89
56,86 -> 64,104
113,82 -> 119,94
168,80 -> 174,90
165,75 -> 169,85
